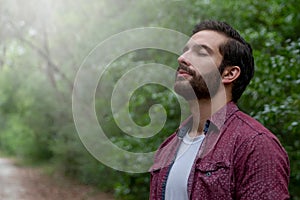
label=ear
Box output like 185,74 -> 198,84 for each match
222,66 -> 241,84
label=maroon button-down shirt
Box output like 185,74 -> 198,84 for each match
149,102 -> 290,200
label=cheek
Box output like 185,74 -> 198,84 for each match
192,60 -> 219,75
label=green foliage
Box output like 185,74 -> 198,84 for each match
0,0 -> 299,199
1,114 -> 34,156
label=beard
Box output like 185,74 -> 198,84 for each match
174,64 -> 222,101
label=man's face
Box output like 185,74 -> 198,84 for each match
174,30 -> 227,100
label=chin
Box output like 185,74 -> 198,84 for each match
174,83 -> 197,100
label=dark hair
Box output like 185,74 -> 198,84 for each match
193,20 -> 254,102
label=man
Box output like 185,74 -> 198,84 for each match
149,20 -> 290,200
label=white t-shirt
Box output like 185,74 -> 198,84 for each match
165,133 -> 205,200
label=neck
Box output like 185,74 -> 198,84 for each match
188,89 -> 230,137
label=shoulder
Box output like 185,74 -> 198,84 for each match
157,132 -> 177,150
149,132 -> 178,172
229,110 -> 289,160
228,109 -> 276,139
224,109 -> 288,157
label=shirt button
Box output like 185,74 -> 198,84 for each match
206,172 -> 212,177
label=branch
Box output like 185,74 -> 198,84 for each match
8,20 -> 74,92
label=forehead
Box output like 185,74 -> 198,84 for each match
188,30 -> 228,52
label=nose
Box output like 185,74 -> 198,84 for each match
178,53 -> 191,66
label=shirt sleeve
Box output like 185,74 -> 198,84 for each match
234,133 -> 290,200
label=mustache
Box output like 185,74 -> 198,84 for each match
177,64 -> 196,76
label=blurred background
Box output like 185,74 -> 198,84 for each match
0,0 -> 299,199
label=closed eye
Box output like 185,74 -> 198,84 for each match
182,46 -> 189,53
194,45 -> 210,56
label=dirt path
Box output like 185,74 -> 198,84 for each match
0,158 -> 115,200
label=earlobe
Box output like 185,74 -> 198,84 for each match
222,66 -> 241,84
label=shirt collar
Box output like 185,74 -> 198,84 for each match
176,101 -> 239,137
176,116 -> 193,139
208,101 -> 239,131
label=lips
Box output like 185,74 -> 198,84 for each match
176,65 -> 194,78
177,69 -> 191,76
